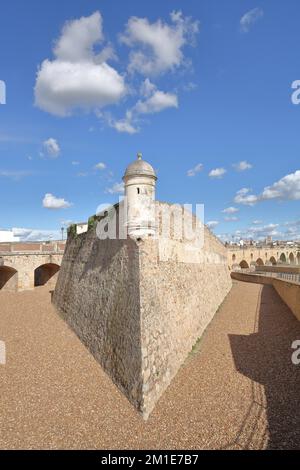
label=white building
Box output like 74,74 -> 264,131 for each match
0,230 -> 20,243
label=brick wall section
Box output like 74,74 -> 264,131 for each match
0,244 -> 11,252
11,243 -> 40,251
42,245 -> 55,252
0,241 -> 66,254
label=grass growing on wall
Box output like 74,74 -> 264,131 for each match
67,224 -> 77,238
88,215 -> 100,231
68,203 -> 120,238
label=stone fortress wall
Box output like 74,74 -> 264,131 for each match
139,205 -> 231,416
53,201 -> 232,418
53,230 -> 143,411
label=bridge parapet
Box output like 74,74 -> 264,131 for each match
231,270 -> 300,321
0,241 -> 65,255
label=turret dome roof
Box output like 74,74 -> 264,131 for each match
123,153 -> 157,179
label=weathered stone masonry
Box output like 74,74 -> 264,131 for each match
53,154 -> 232,418
139,225 -> 231,417
53,214 -> 231,418
53,231 -> 143,411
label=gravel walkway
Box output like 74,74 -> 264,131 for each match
0,280 -> 300,449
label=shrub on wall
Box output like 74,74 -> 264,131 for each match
67,224 -> 77,238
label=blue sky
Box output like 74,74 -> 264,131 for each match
0,0 -> 300,241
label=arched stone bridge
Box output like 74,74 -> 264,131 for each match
227,245 -> 300,270
0,241 -> 65,292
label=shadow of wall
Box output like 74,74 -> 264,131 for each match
229,284 -> 300,449
52,229 -> 143,413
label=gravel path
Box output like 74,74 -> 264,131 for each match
0,280 -> 300,449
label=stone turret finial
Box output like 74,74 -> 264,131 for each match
137,152 -> 142,160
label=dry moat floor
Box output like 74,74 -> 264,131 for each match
0,280 -> 300,450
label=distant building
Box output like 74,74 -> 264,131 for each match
0,230 -> 20,243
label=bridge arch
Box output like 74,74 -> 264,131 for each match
269,256 -> 277,265
239,260 -> 249,269
34,263 -> 60,287
289,253 -> 295,265
297,252 -> 300,265
256,258 -> 264,266
279,253 -> 286,264
0,266 -> 18,292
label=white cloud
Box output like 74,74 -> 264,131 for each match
233,160 -> 252,171
111,118 -> 138,134
240,8 -> 264,33
53,12 -> 105,62
121,10 -> 199,76
219,221 -> 286,243
248,223 -> 280,237
252,219 -> 263,225
35,12 -> 126,117
94,162 -> 106,170
0,170 -> 34,181
140,78 -> 156,97
222,206 -> 239,214
206,220 -> 219,229
235,219 -> 300,242
43,138 -> 60,158
233,187 -> 258,206
284,219 -> 300,228
224,216 -> 239,222
106,182 -> 124,194
209,167 -> 226,179
42,193 -> 72,209
261,170 -> 300,201
187,163 -> 203,177
234,170 -> 300,206
12,227 -> 61,242
109,79 -> 178,134
134,89 -> 178,114
284,220 -> 300,237
34,11 -> 193,133
72,161 -> 80,165
183,81 -> 197,92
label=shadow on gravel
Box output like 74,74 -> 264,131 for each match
229,284 -> 300,449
